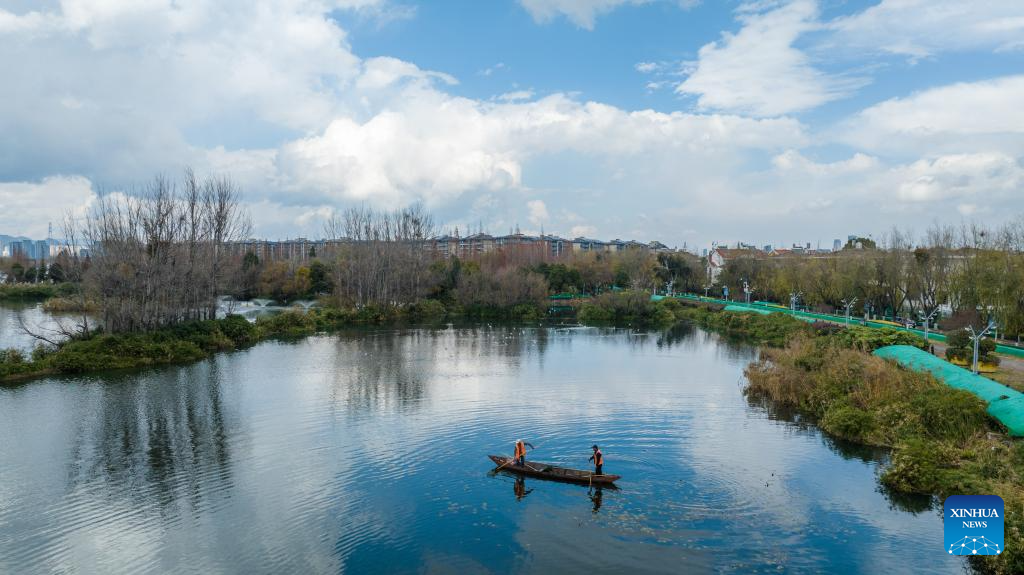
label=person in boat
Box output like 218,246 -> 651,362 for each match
513,439 -> 534,466
589,444 -> 604,476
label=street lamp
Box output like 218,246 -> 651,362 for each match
742,279 -> 754,305
965,318 -> 997,375
789,291 -> 802,312
841,297 -> 858,326
703,284 -> 711,299
978,304 -> 997,341
920,307 -> 941,341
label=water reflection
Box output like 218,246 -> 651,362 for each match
513,476 -> 533,502
0,325 -> 961,574
589,486 -> 604,513
0,300 -> 87,352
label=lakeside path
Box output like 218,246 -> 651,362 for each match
675,293 -> 1024,393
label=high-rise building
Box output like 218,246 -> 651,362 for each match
35,240 -> 49,262
20,239 -> 35,260
833,239 -> 842,252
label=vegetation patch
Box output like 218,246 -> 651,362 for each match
578,290 -> 676,326
745,335 -> 1023,574
0,283 -> 75,300
673,304 -> 811,347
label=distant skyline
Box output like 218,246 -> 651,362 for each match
1,1 -> 1022,247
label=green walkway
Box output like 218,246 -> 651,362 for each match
666,293 -> 1024,359
874,345 -> 1024,437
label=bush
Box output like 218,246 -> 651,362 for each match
219,314 -> 258,345
407,299 -> 447,320
678,306 -> 810,346
880,438 -> 947,494
578,291 -> 678,326
821,403 -> 875,442
829,326 -> 927,351
910,388 -> 990,442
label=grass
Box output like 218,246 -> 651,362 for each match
0,283 -> 76,300
577,290 -> 677,326
745,335 -> 1024,574
42,297 -> 98,313
0,299 -> 546,383
672,304 -> 811,347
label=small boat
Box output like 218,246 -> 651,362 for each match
488,455 -> 621,485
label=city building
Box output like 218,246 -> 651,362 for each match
707,246 -> 764,282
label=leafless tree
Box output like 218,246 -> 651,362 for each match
323,204 -> 438,308
73,170 -> 250,333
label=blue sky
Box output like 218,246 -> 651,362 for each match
1,0 -> 1022,249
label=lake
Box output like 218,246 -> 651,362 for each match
0,314 -> 962,573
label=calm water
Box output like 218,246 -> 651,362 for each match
0,300 -> 85,353
0,320 -> 964,574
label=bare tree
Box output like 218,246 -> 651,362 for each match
73,170 -> 250,333
323,204 -> 438,308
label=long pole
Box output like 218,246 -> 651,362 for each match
973,335 -> 980,375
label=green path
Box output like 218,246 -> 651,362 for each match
663,293 -> 1024,358
874,345 -> 1024,437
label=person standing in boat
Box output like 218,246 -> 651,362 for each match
514,439 -> 534,466
589,444 -> 604,476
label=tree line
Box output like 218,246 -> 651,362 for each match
10,170 -> 702,336
716,220 -> 1024,338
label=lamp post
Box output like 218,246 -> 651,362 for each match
703,284 -> 711,299
965,318 -> 997,375
789,291 -> 802,312
742,279 -> 754,305
920,307 -> 941,341
841,297 -> 858,326
978,304 -> 996,342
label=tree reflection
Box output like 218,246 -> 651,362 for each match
65,359 -> 234,514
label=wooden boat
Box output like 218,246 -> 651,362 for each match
488,455 -> 621,485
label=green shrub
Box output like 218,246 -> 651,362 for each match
578,291 -> 680,326
909,388 -> 990,442
881,438 -> 947,494
218,314 -> 258,345
407,299 -> 447,320
0,348 -> 26,365
678,306 -> 810,346
821,403 -> 875,442
829,326 -> 927,351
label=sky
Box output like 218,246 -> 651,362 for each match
0,0 -> 1022,250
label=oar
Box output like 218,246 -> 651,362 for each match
495,456 -> 516,472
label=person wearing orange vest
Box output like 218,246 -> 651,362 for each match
513,439 -> 534,466
589,444 -> 604,476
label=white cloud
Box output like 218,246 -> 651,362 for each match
527,200 -> 550,226
497,90 -> 535,102
274,89 -> 806,207
841,75 -> 1024,155
772,150 -> 879,175
478,62 -> 506,76
890,153 -> 1024,204
765,150 -> 1024,221
0,176 -> 96,238
676,0 -> 864,116
570,225 -> 597,238
829,0 -> 1024,58
519,0 -> 701,29
519,0 -> 650,29
635,61 -> 659,73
